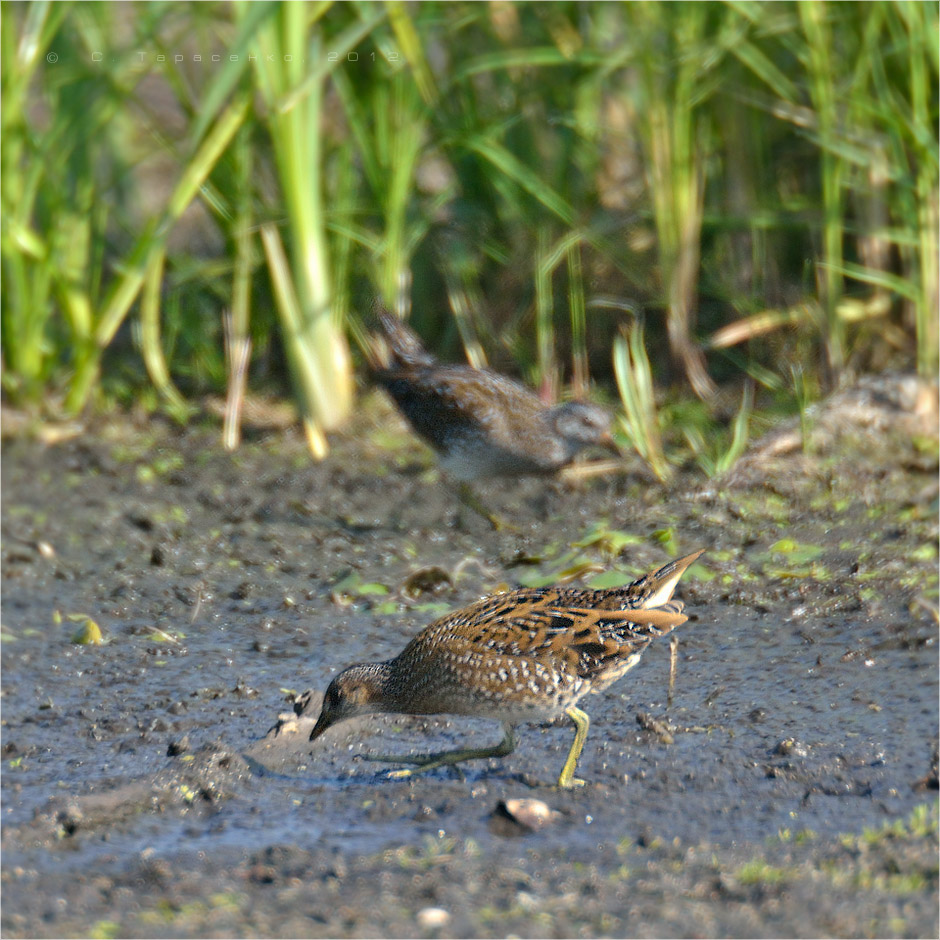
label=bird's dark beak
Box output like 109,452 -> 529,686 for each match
309,710 -> 331,742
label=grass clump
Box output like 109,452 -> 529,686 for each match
2,2 -> 935,457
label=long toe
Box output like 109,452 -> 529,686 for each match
386,762 -> 466,781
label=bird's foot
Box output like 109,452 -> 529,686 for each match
364,734 -> 515,778
456,483 -> 519,532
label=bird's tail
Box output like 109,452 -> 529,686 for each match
630,549 -> 705,609
369,302 -> 437,371
591,549 -> 705,616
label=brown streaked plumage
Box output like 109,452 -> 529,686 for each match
371,306 -> 615,527
310,550 -> 704,788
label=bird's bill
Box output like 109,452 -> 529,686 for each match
308,709 -> 331,742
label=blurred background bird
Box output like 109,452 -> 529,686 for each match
369,305 -> 617,528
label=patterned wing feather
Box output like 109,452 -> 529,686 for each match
379,366 -> 545,445
408,579 -> 692,683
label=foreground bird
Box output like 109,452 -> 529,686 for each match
371,306 -> 615,527
310,549 -> 704,787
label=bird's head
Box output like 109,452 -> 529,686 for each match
309,663 -> 390,742
551,401 -> 618,456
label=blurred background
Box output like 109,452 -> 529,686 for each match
2,0 -> 937,470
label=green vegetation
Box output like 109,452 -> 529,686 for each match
735,804 -> 939,893
736,859 -> 790,885
68,613 -> 103,645
391,833 -> 461,870
88,921 -> 121,940
854,802 -> 938,846
2,2 -> 935,462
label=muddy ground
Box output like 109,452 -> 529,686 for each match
2,386 -> 938,938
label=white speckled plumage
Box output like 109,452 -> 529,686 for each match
310,550 -> 704,787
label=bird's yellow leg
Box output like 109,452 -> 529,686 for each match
557,706 -> 590,788
365,725 -> 516,778
456,482 -> 517,532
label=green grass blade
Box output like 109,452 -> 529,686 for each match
613,324 -> 671,484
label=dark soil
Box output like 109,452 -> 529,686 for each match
2,388 -> 938,938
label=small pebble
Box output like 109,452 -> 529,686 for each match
774,738 -> 809,758
417,907 -> 450,929
498,798 -> 560,831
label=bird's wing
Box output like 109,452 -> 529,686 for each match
385,367 -> 540,427
415,588 -> 689,681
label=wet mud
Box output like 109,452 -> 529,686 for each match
2,390 -> 938,937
